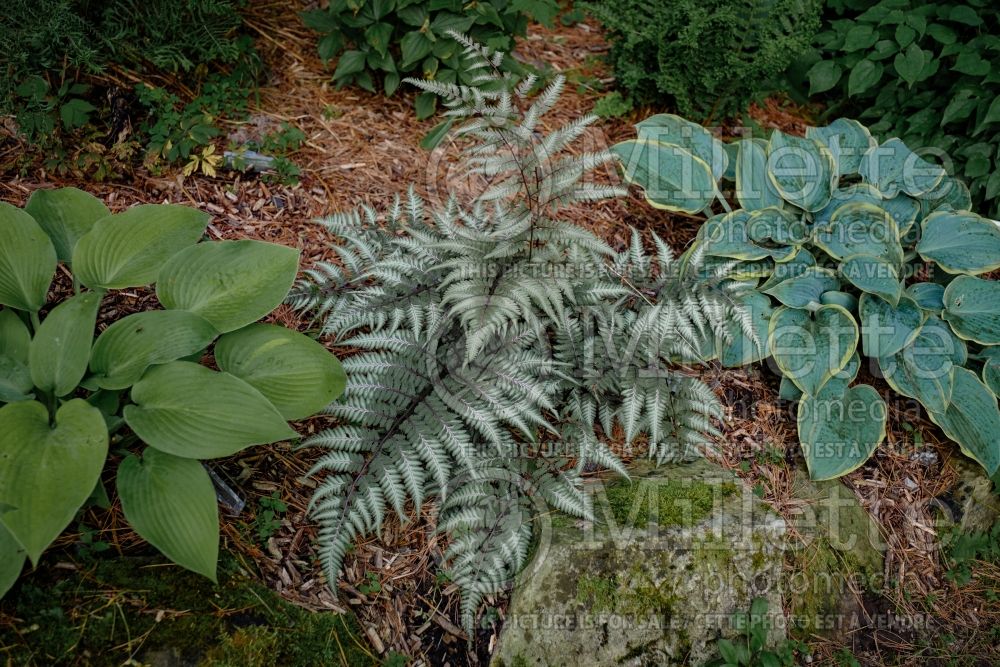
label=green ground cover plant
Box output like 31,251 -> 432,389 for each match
614,113 -> 1000,481
0,188 -> 345,598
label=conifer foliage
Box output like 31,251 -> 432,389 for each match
290,36 -> 754,630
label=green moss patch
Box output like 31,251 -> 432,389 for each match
604,477 -> 737,528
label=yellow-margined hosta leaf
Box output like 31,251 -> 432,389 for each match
768,304 -> 858,397
942,275 -> 1000,345
927,367 -> 1000,476
798,383 -> 886,480
859,294 -> 924,358
916,210 -> 1000,275
766,131 -> 836,212
611,139 -> 716,214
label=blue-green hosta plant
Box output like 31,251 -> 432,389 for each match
0,190 -> 345,598
289,36 -> 753,631
614,115 -> 1000,481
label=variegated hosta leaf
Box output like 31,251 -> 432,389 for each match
942,275 -> 1000,345
763,266 -> 840,309
983,356 -> 1000,397
798,383 -> 886,481
879,317 -> 958,415
611,139 -> 716,214
907,283 -> 945,313
769,304 -> 858,397
916,210 -> 1000,275
819,291 -> 858,311
927,367 -> 1000,476
760,248 -> 816,291
746,207 -> 809,247
839,254 -> 902,306
813,202 -> 903,266
917,174 -> 972,216
766,131 -> 836,212
700,210 -> 771,260
806,118 -> 877,176
859,138 -> 946,197
635,114 -> 728,180
735,139 -> 785,211
859,294 -> 924,358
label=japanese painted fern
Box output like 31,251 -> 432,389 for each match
290,35 -> 754,631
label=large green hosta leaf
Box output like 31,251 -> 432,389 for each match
0,522 -> 26,598
769,304 -> 858,397
72,205 -> 210,290
24,187 -> 110,262
859,138 -> 946,197
635,114 -> 728,180
806,118 -> 876,176
124,361 -> 297,459
983,348 -> 1000,396
0,399 -> 108,564
717,292 -> 772,367
156,241 -> 299,334
942,275 -> 1000,345
117,448 -> 219,581
29,291 -> 101,397
0,202 -> 56,312
879,317 -> 958,415
0,355 -> 33,403
839,254 -> 902,306
611,139 -> 716,214
813,202 -> 903,265
798,383 -> 886,480
735,139 -> 785,211
0,309 -> 30,363
859,294 -> 924,358
89,310 -> 219,390
928,367 -> 1000,475
916,211 -> 1000,275
766,131 -> 836,212
215,323 -> 346,420
763,266 -> 840,309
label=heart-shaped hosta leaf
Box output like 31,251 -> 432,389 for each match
89,310 -> 219,390
747,207 -> 809,246
769,304 -> 858,397
117,448 -> 219,581
859,138 -> 946,197
798,383 -> 886,480
635,114 -> 728,180
813,202 -> 903,265
24,187 -> 110,262
0,355 -> 33,403
839,254 -> 901,306
819,290 -> 858,311
700,211 -> 771,260
29,291 -> 101,397
883,194 -> 921,237
156,240 -> 299,334
764,267 -> 840,309
0,309 -> 30,364
215,323 -> 346,420
916,211 -> 1000,275
942,275 -> 1000,345
735,139 -> 785,211
919,175 -> 971,216
0,202 -> 56,312
72,205 -> 209,290
717,292 -> 772,367
124,361 -> 297,459
0,522 -> 26,598
760,248 -> 816,291
859,294 -> 924,358
611,139 -> 716,214
806,118 -> 876,176
812,183 -> 882,227
766,131 -> 836,212
928,367 -> 1000,475
879,316 -> 958,414
0,399 -> 108,564
907,283 -> 945,312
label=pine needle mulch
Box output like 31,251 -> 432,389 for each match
1,2 -> 997,665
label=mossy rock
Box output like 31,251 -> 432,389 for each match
493,459 -> 787,666
0,554 -> 376,666
947,456 -> 1000,534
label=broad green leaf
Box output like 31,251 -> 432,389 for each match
813,202 -> 903,265
760,248 -> 815,291
124,361 -> 297,459
766,131 -> 836,212
29,291 -> 101,397
735,139 -> 785,211
72,205 -> 210,290
983,358 -> 1000,396
798,384 -> 886,480
0,202 -> 56,312
156,240 -> 299,334
764,267 -> 841,309
806,119 -> 876,175
700,210 -> 770,261
24,188 -> 109,262
839,254 -> 901,305
769,305 -> 858,397
942,275 -> 1000,344
918,175 -> 971,215
117,448 -> 219,582
0,399 -> 107,565
806,60 -> 842,95
893,43 -> 926,86
916,211 -> 1000,275
819,290 -> 858,311
215,323 -> 346,420
880,317 -> 958,414
0,522 -> 25,599
89,310 -> 219,390
747,207 -> 809,247
635,114 -> 729,180
0,309 -> 30,364
779,375 -> 803,401
859,294 -> 924,358
907,282 -> 945,312
859,138 -> 945,197
883,194 -> 921,236
0,354 -> 33,403
928,368 -> 1000,475
717,292 -> 772,367
611,139 -> 716,214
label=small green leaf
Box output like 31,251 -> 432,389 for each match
893,44 -> 926,86
847,60 -> 884,97
29,291 -> 101,397
59,98 -> 95,129
117,448 -> 219,582
0,202 -> 57,312
333,50 -> 367,79
806,60 -> 842,95
24,188 -> 110,262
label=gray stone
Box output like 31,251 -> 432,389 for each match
949,457 -> 1000,534
493,459 -> 786,667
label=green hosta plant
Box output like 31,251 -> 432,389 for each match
615,114 -> 1000,480
0,189 -> 345,598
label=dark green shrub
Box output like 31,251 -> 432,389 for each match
583,0 -> 822,121
300,0 -> 558,118
788,0 -> 1000,217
